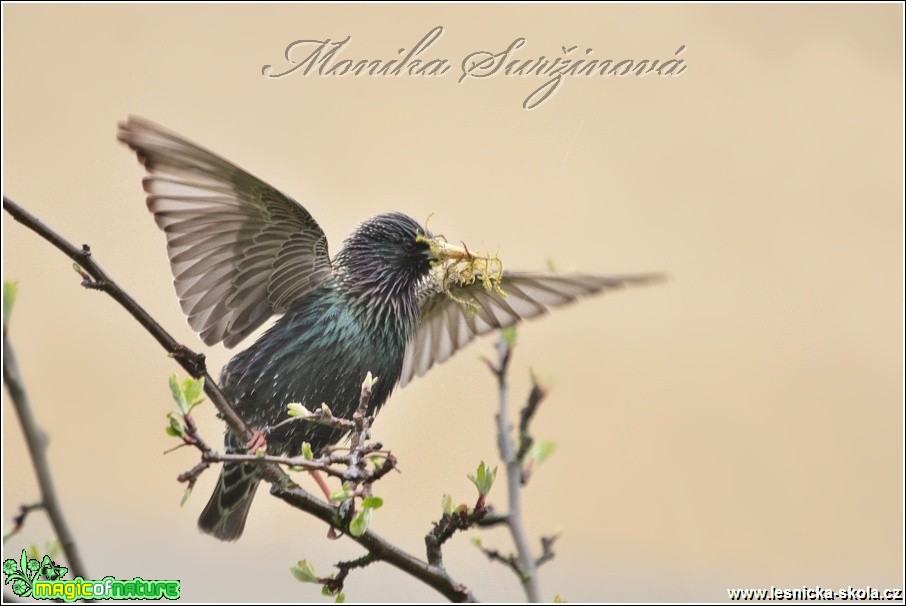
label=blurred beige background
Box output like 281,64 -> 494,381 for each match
2,4 -> 902,602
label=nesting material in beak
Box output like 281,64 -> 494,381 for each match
420,234 -> 506,313
432,239 -> 475,262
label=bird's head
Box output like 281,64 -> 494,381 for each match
337,212 -> 505,315
336,212 -> 471,291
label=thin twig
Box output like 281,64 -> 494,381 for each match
425,496 -> 489,568
491,335 -> 540,602
323,552 -> 379,594
3,503 -> 45,542
516,379 -> 549,476
476,543 -> 523,579
2,337 -> 89,580
536,534 -> 559,568
3,195 -> 476,603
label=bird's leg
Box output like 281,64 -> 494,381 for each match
309,469 -> 344,540
246,429 -> 267,454
309,470 -> 335,502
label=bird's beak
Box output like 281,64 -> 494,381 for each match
431,239 -> 474,262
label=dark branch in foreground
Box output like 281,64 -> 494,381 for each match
2,338 -> 89,580
3,195 -> 476,603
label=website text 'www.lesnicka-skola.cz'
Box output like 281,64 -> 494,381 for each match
727,586 -> 903,601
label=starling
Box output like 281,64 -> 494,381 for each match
118,116 -> 659,541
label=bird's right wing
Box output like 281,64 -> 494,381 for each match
119,116 -> 334,348
399,271 -> 662,387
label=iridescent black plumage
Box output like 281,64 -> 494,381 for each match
119,117 -> 660,541
200,214 -> 432,539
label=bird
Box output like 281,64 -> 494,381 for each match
117,116 -> 660,541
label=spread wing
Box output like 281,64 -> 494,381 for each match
118,116 -> 333,347
399,271 -> 661,387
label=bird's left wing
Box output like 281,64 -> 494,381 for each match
399,271 -> 661,387
118,116 -> 334,348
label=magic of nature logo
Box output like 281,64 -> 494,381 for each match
3,549 -> 180,601
262,25 -> 688,109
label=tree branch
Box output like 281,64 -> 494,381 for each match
3,195 -> 476,603
2,337 -> 89,580
3,503 -> 44,543
490,335 -> 540,602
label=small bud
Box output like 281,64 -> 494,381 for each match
468,461 -> 497,496
361,371 -> 379,390
290,560 -> 318,583
287,403 -> 310,417
441,494 -> 454,515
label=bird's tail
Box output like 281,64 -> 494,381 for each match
198,461 -> 261,541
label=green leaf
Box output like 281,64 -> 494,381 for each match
168,375 -> 204,414
290,560 -> 318,583
168,375 -> 187,412
165,412 -> 185,439
329,488 -> 351,502
180,487 -> 192,507
467,461 -> 497,496
527,440 -> 556,467
369,456 -> 383,471
470,537 -> 483,548
349,508 -> 373,537
300,442 -> 314,460
3,281 -> 19,327
182,377 -> 205,412
321,584 -> 334,596
361,496 -> 383,510
502,326 -> 518,347
335,591 -> 346,603
287,402 -> 310,418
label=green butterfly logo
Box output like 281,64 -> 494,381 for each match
2,550 -> 68,597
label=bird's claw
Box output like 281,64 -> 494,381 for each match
246,429 -> 267,454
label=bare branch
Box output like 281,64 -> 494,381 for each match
3,503 -> 45,542
517,377 -> 550,486
323,552 -> 379,595
489,335 -> 540,602
536,534 -> 559,568
425,496 -> 489,568
2,337 -> 89,580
